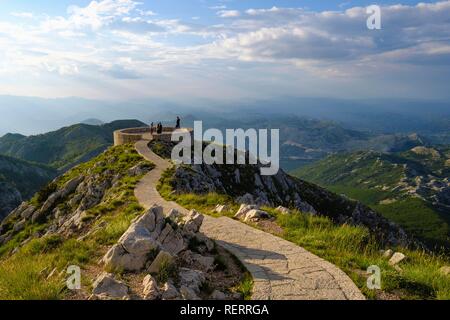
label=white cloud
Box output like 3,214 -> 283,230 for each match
1,0 -> 450,100
10,12 -> 34,19
217,10 -> 240,18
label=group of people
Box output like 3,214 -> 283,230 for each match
150,116 -> 181,135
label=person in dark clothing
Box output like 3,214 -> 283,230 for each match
157,122 -> 162,134
150,122 -> 154,134
176,116 -> 181,129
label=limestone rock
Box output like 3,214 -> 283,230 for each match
20,205 -> 36,220
158,224 -> 186,255
120,224 -> 159,256
142,275 -> 160,300
167,208 -> 181,221
389,252 -> 406,266
275,206 -> 290,215
147,251 -> 174,274
180,286 -> 200,300
195,233 -> 215,252
92,273 -> 129,299
12,219 -> 26,233
161,282 -> 180,300
382,249 -> 394,259
61,177 -> 84,197
103,244 -> 148,272
183,210 -> 204,234
191,253 -> 215,271
214,204 -> 229,214
243,209 -> 270,222
102,206 -> 164,272
179,268 -> 205,294
234,204 -> 258,219
210,290 -> 227,300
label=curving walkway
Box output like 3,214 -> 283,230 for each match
134,138 -> 365,300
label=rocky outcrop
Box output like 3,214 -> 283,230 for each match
167,162 -> 409,246
95,205 -> 236,300
0,149 -> 153,246
102,206 -> 206,273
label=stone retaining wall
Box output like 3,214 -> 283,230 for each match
114,127 -> 193,146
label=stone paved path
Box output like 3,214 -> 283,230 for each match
134,138 -> 365,300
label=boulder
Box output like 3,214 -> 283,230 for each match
210,290 -> 227,300
275,206 -> 290,215
12,219 -> 26,233
147,251 -> 174,274
231,292 -> 243,300
167,209 -> 181,221
142,275 -> 160,300
382,249 -> 394,259
191,253 -> 215,271
389,252 -> 406,266
234,204 -> 259,219
162,231 -> 186,256
183,210 -> 204,234
103,206 -> 165,272
179,268 -> 205,294
102,244 -> 149,272
161,282 -> 180,300
92,273 -> 129,299
243,209 -> 270,222
180,286 -> 200,300
61,177 -> 84,197
195,233 -> 215,252
20,205 -> 36,220
214,205 -> 229,214
120,224 -> 159,256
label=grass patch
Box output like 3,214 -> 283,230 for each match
157,167 -> 238,218
271,208 -> 450,300
234,273 -> 253,300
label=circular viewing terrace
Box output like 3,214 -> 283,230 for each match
114,126 -> 193,146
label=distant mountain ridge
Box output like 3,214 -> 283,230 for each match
0,119 -> 147,171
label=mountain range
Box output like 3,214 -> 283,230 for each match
0,119 -> 147,171
294,147 -> 450,249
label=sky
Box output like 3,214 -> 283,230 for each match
0,0 -> 449,102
